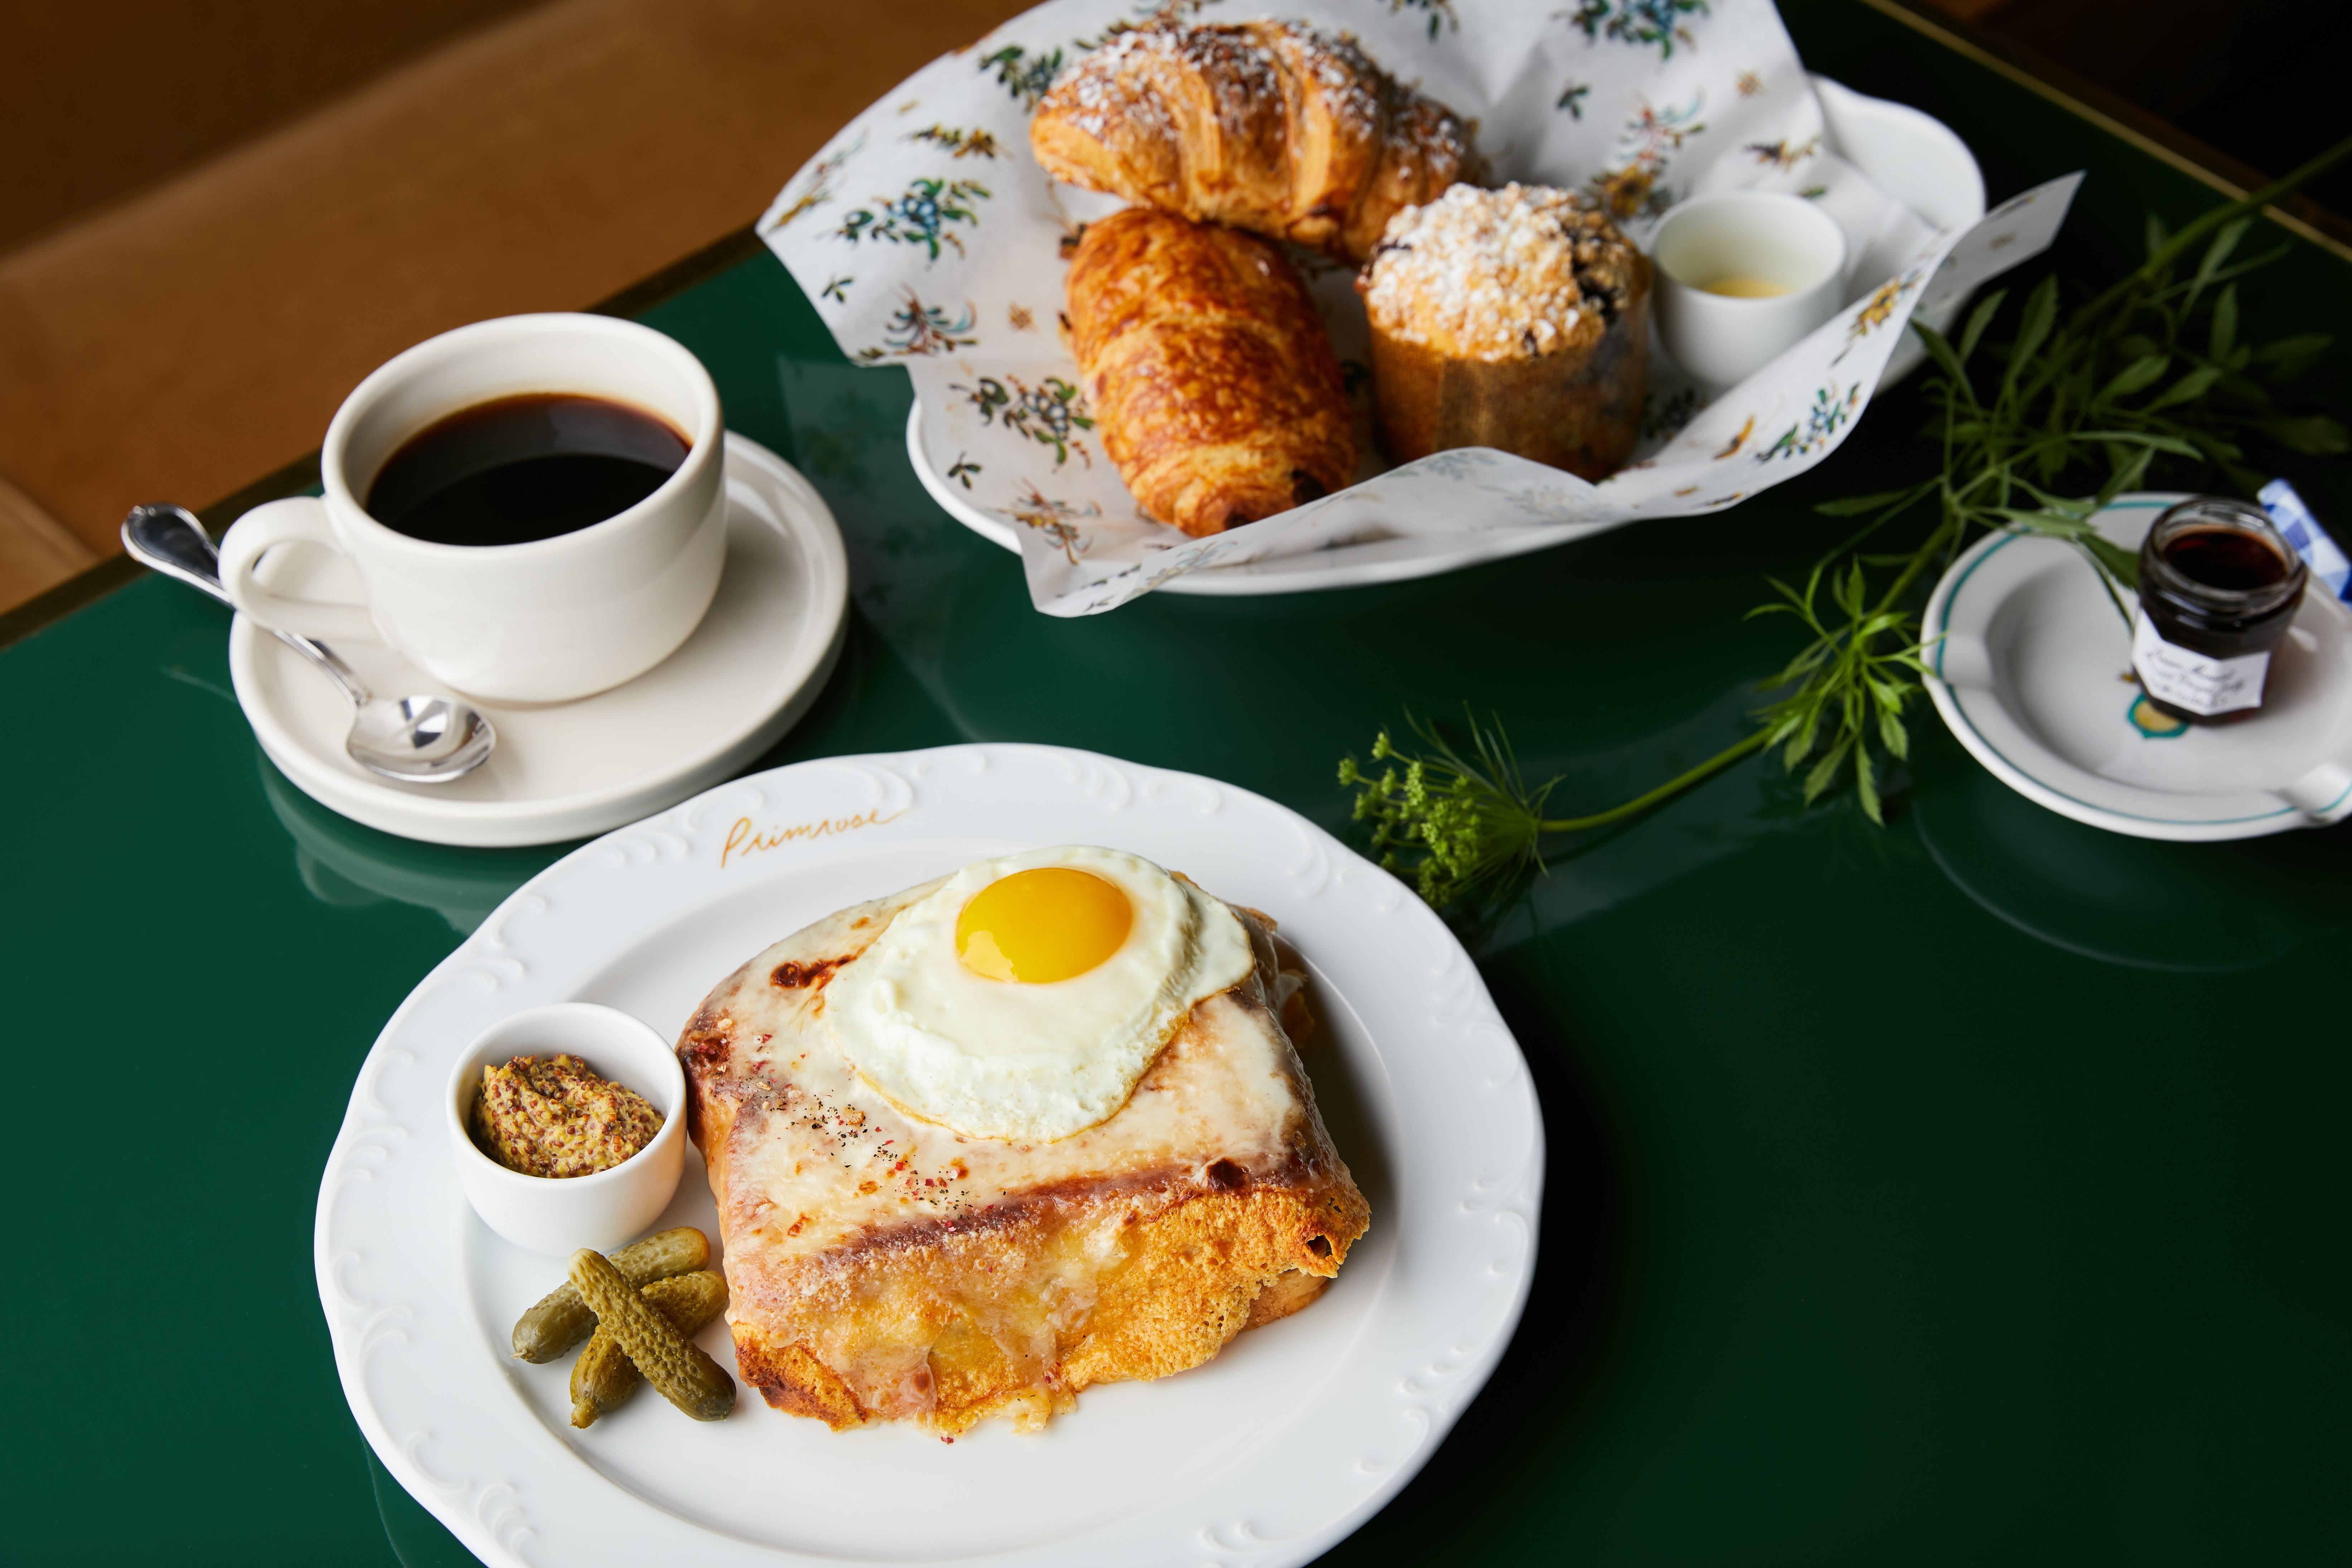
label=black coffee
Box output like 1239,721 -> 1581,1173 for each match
367,393 -> 689,546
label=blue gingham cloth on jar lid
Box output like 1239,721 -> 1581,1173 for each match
2261,478 -> 2352,601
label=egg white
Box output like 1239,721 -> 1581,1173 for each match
823,846 -> 1254,1142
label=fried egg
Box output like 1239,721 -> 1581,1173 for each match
823,846 -> 1254,1142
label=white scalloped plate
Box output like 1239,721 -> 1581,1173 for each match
316,744 -> 1541,1568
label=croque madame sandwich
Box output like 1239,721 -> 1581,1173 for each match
678,846 -> 1368,1434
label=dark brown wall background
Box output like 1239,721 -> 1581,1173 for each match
6,3 -> 2336,285
0,0 -> 545,256
1922,0 -> 2351,220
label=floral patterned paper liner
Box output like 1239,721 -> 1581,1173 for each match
760,0 -> 2078,614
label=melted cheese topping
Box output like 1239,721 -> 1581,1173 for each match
693,881 -> 1310,1256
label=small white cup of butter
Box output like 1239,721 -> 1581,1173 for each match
445,1002 -> 687,1255
1651,192 -> 1850,387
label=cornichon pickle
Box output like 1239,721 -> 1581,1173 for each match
569,1270 -> 730,1428
567,1248 -> 736,1421
510,1226 -> 709,1363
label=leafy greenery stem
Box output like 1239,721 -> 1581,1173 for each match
1343,161 -> 2352,915
1534,729 -> 1773,833
1529,524 -> 1954,838
1571,138 -> 2352,843
2078,133 -> 2352,324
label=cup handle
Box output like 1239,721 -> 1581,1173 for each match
217,497 -> 379,643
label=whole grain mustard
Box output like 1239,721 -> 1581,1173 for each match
469,1053 -> 662,1179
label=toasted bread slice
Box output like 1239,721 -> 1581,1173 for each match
679,877 -> 1367,1434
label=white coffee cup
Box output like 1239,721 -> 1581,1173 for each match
218,313 -> 727,704
1651,192 -> 1850,388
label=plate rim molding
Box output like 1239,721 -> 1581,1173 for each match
229,432 -> 849,847
314,742 -> 1544,1568
1921,492 -> 2352,841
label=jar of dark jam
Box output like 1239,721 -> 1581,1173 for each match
2131,496 -> 2309,724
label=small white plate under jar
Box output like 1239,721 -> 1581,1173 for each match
228,434 -> 848,847
1922,493 -> 2352,841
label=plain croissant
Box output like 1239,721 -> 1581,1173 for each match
1065,207 -> 1356,536
1031,20 -> 1481,265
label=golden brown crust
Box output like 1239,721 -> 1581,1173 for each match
1369,313 -> 1649,479
723,1182 -> 1367,1434
1359,185 -> 1653,478
734,1332 -> 863,1430
1245,1268 -> 1330,1329
1065,208 -> 1354,536
680,880 -> 1369,1435
1031,20 -> 1479,265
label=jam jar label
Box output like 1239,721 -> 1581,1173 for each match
2131,609 -> 2269,715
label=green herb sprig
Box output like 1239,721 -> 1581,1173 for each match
1338,709 -> 1768,909
1342,140 -> 2352,912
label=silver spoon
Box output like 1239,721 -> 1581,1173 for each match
121,503 -> 497,784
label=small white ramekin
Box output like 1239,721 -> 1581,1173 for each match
445,1002 -> 687,1255
1651,191 -> 1850,387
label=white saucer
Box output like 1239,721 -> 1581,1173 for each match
1922,493 -> 2352,841
229,433 -> 849,847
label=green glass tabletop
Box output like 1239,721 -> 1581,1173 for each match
5,3 -> 2348,1562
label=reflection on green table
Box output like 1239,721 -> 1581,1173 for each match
1911,739 -> 2352,972
4,3 -> 2350,1563
370,1445 -> 479,1568
257,756 -> 564,936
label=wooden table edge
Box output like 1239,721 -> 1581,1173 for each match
0,226 -> 769,653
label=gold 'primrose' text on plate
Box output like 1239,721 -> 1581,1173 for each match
721,809 -> 906,868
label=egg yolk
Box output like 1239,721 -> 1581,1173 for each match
955,868 -> 1133,983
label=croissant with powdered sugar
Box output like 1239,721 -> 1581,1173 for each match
1030,19 -> 1482,265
